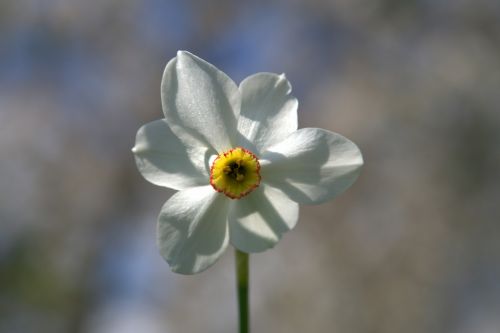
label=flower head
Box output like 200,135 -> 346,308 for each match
132,51 -> 363,274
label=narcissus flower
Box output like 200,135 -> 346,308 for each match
132,51 -> 363,274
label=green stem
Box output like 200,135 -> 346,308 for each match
235,249 -> 249,333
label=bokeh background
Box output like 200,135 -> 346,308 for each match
1,0 -> 500,332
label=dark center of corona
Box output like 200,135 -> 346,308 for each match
224,161 -> 246,182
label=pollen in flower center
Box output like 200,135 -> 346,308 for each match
210,147 -> 261,199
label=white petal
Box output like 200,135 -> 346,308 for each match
157,186 -> 229,274
261,128 -> 363,205
161,51 -> 240,153
132,119 -> 212,190
229,184 -> 298,253
237,73 -> 298,153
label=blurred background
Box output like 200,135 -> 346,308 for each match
1,0 -> 500,332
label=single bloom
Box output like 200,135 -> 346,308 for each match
132,51 -> 363,274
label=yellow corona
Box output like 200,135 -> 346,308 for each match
210,147 -> 261,199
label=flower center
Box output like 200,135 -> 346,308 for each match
210,147 -> 261,199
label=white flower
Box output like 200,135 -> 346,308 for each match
132,51 -> 363,274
